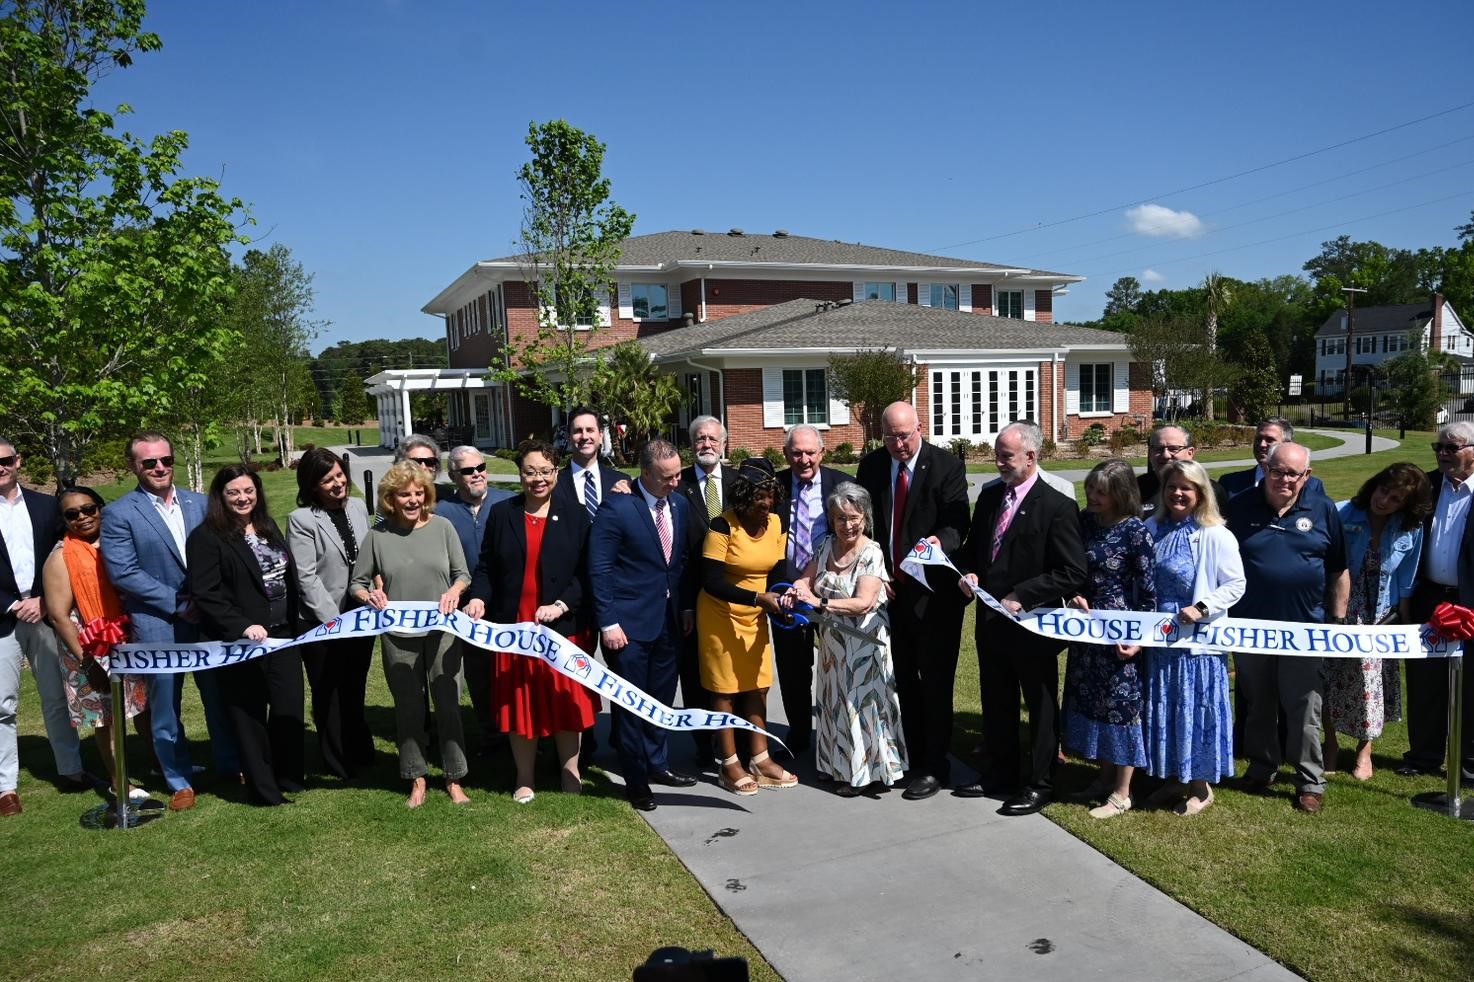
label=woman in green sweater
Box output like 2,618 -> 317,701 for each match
350,460 -> 471,808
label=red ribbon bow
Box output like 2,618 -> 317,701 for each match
77,615 -> 130,657
1427,602 -> 1474,643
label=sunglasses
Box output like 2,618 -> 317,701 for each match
409,456 -> 438,468
137,455 -> 174,470
63,503 -> 100,521
0,454 -> 16,467
455,463 -> 487,476
1431,442 -> 1469,454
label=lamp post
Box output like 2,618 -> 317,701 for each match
1341,286 -> 1368,419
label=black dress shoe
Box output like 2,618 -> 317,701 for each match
628,794 -> 657,812
649,769 -> 697,788
901,775 -> 941,800
277,779 -> 306,794
1000,788 -> 1051,816
953,782 -> 992,799
834,783 -> 863,797
1394,764 -> 1443,777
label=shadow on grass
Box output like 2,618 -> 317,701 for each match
1378,904 -> 1474,976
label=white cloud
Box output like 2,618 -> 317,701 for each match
1125,203 -> 1206,239
1141,268 -> 1166,285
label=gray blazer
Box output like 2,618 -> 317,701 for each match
287,498 -> 370,627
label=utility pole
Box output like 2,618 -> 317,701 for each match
1342,286 -> 1368,419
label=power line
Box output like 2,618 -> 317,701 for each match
927,100 -> 1474,253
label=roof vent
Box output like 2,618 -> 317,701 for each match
773,229 -> 790,238
838,298 -> 853,307
691,228 -> 705,235
728,227 -> 745,236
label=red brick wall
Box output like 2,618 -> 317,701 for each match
1034,290 -> 1053,323
1057,362 -> 1153,439
701,279 -> 852,321
720,367 -> 872,455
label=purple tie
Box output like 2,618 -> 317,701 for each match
991,487 -> 1016,562
792,481 -> 814,572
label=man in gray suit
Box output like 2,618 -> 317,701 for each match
100,431 -> 237,810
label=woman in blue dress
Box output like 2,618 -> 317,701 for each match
1143,460 -> 1246,816
1062,459 -> 1157,819
1324,463 -> 1429,780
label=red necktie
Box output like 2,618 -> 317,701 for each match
892,465 -> 910,566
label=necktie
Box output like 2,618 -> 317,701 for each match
655,497 -> 673,564
892,465 -> 910,567
583,469 -> 599,521
992,487 -> 1016,562
704,472 -> 721,517
792,481 -> 813,573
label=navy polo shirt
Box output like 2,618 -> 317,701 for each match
1226,488 -> 1346,623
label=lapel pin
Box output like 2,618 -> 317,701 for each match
551,514 -> 560,522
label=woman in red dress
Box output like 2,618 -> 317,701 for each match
464,440 -> 595,803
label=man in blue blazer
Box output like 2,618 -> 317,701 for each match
588,438 -> 698,811
99,432 -> 237,810
1220,418 -> 1326,500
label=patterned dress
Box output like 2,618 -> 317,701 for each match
812,537 -> 908,788
1062,515 -> 1156,767
1144,518 -> 1235,782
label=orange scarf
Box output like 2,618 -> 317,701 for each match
62,534 -> 129,655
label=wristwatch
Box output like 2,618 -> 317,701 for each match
820,597 -> 829,610
1193,601 -> 1210,617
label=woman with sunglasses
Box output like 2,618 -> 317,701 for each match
41,488 -> 149,795
395,434 -> 452,502
186,465 -> 306,806
287,448 -> 375,780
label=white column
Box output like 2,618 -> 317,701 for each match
399,387 -> 413,442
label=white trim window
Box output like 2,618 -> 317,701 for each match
1078,363 -> 1113,413
929,283 -> 960,310
997,289 -> 1024,320
631,283 -> 668,320
929,367 -> 1036,440
864,281 -> 897,301
783,368 -> 829,425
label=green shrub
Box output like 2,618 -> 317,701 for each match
1039,438 -> 1055,460
1074,437 -> 1095,457
762,446 -> 785,468
948,438 -> 972,459
493,448 -> 518,461
1081,423 -> 1107,446
727,447 -> 752,466
677,447 -> 695,466
830,441 -> 857,464
1108,425 -> 1141,454
863,438 -> 885,456
972,440 -> 993,460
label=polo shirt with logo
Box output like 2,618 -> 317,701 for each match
1226,489 -> 1346,624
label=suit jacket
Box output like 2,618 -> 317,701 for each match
185,524 -> 300,642
0,488 -> 62,638
855,442 -> 970,613
588,485 -> 694,643
774,464 -> 853,581
469,494 -> 588,638
1220,465 -> 1327,500
679,462 -> 738,531
100,486 -> 208,643
554,461 -> 632,518
287,498 -> 371,628
957,475 -> 1088,628
1412,468 -> 1474,616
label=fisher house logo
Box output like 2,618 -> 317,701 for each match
1157,617 -> 1181,644
316,617 -> 343,638
567,653 -> 594,679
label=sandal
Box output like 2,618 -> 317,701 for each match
1088,793 -> 1132,819
717,755 -> 758,797
747,750 -> 798,789
512,786 -> 535,804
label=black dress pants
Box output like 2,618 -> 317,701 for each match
220,647 -> 305,805
890,586 -> 965,783
978,617 -> 1060,793
771,621 -> 816,748
302,634 -> 375,778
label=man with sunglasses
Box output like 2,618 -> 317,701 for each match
1,438 -> 92,816
439,445 -> 514,758
1400,421 -> 1474,782
100,431 -> 238,811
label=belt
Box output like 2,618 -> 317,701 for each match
1429,583 -> 1461,599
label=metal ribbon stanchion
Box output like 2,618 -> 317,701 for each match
79,673 -> 164,830
1412,650 -> 1472,821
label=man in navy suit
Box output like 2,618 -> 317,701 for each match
1220,418 -> 1326,500
1,438 -> 88,816
588,438 -> 698,811
100,431 -> 237,810
772,423 -> 853,753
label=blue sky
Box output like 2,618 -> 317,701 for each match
92,0 -> 1474,353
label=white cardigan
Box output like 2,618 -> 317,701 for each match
1145,518 -> 1246,652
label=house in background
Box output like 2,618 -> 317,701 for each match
379,228 -> 1151,450
1313,292 -> 1468,394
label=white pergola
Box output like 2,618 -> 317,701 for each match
364,368 -> 504,448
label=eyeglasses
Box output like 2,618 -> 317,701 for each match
62,503 -> 100,521
1150,445 -> 1189,455
223,489 -> 255,499
882,429 -> 917,443
455,463 -> 487,476
1266,466 -> 1305,482
1431,442 -> 1470,455
137,456 -> 174,470
520,468 -> 556,480
409,456 -> 438,468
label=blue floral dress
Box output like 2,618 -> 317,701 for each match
1144,518 -> 1235,782
1062,514 -> 1156,767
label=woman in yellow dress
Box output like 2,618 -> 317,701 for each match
697,459 -> 797,795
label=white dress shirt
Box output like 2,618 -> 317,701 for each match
1426,476 -> 1473,586
571,460 -> 601,507
148,487 -> 188,558
0,487 -> 36,599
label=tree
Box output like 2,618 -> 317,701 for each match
0,0 -> 245,485
1379,350 -> 1442,429
590,341 -> 681,464
492,120 -> 634,414
1198,272 -> 1235,419
336,370 -> 370,424
1103,276 -> 1142,317
1127,314 -> 1237,420
1226,329 -> 1282,424
828,348 -> 922,443
1455,208 -> 1474,243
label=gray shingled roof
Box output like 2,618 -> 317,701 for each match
486,229 -> 1078,279
640,299 -> 1128,359
1313,301 -> 1432,338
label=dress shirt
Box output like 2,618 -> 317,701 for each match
147,486 -> 188,558
602,481 -> 676,634
571,460 -> 601,507
997,470 -> 1040,530
1427,475 -> 1473,586
0,487 -> 36,598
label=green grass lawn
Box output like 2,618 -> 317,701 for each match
1,666 -> 780,982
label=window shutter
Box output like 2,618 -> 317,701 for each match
1023,290 -> 1036,322
918,283 -> 932,307
853,281 -> 865,303
1113,361 -> 1130,412
667,284 -> 681,320
596,288 -> 610,328
895,282 -> 908,304
828,388 -> 850,425
960,283 -> 973,312
618,282 -> 633,320
762,368 -> 785,428
1065,362 -> 1080,415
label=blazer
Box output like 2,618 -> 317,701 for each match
1220,465 -> 1327,500
774,464 -> 853,581
679,462 -> 738,531
99,485 -> 208,643
554,462 -> 631,517
468,495 -> 588,638
287,497 -> 371,628
588,484 -> 694,643
1143,518 -> 1247,654
957,474 -> 1088,628
185,524 -> 300,642
0,487 -> 62,637
855,442 -> 970,613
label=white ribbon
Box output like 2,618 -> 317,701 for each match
899,539 -> 1460,660
109,603 -> 777,737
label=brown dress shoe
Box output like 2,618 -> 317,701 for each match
1295,791 -> 1324,814
0,791 -> 21,816
168,788 -> 196,811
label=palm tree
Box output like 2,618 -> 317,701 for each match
592,341 -> 683,464
1200,271 -> 1234,419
